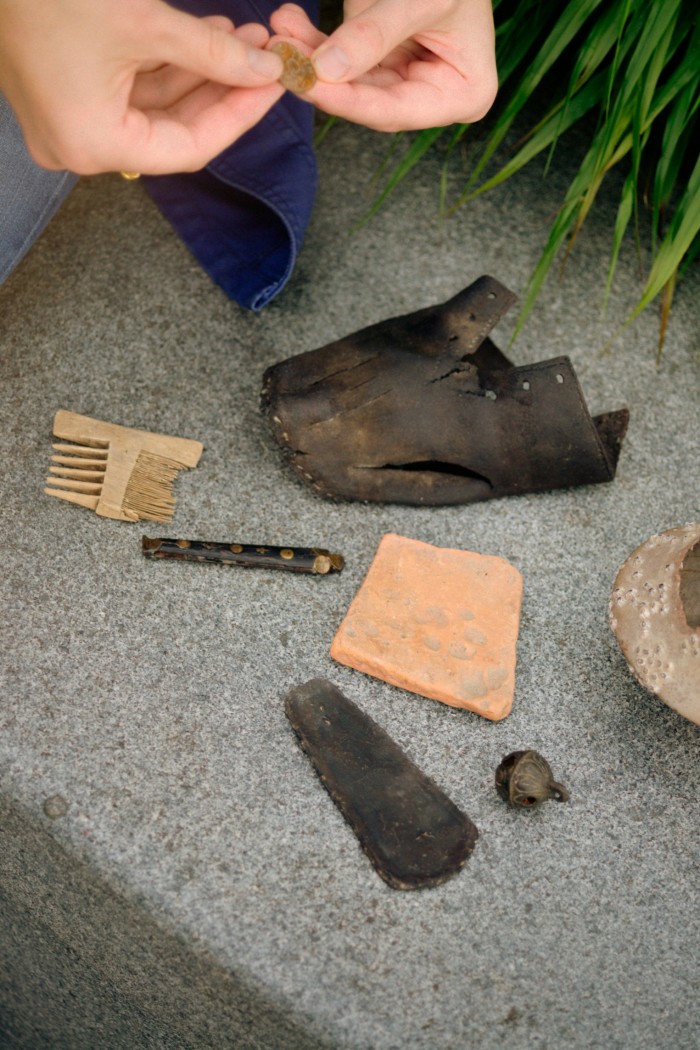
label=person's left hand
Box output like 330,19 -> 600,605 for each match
0,0 -> 285,175
269,0 -> 497,132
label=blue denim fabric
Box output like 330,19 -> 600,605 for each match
143,0 -> 320,310
0,93 -> 79,285
0,0 -> 319,308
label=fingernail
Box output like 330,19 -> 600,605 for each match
313,46 -> 351,81
249,48 -> 284,78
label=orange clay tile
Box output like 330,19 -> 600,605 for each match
330,534 -> 523,720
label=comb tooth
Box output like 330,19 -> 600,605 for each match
44,477 -> 103,495
52,433 -> 109,451
48,466 -> 106,482
52,442 -> 109,457
51,454 -> 108,469
45,487 -> 100,510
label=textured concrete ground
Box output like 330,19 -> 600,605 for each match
1,117 -> 698,1049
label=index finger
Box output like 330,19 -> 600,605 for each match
312,0 -> 445,81
104,83 -> 285,174
148,3 -> 283,85
306,62 -> 490,131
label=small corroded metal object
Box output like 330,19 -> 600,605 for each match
495,750 -> 570,807
285,679 -> 479,889
142,537 -> 343,575
272,41 -> 317,94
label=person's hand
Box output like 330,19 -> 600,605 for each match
269,0 -> 497,132
0,0 -> 286,175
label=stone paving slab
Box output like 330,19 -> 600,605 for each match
1,119 -> 698,1049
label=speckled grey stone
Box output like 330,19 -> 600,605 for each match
1,116 -> 699,1050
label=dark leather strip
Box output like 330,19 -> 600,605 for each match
284,679 -> 479,890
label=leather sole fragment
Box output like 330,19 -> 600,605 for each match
284,679 -> 479,890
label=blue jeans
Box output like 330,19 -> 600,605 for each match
0,92 -> 78,286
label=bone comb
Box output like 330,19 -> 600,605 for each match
45,410 -> 203,522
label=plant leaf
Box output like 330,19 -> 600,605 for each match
631,150 -> 700,318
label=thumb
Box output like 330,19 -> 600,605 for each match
152,5 -> 283,85
312,0 -> 431,81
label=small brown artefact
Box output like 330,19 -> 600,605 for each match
495,750 -> 570,807
272,41 -> 317,94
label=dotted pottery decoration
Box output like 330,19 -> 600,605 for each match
609,522 -> 700,724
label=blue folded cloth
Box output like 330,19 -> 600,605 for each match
143,0 -> 319,310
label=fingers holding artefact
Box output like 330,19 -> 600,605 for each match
235,22 -> 274,48
130,23 -> 271,111
0,0 -> 286,174
151,3 -> 283,85
130,66 -> 209,111
301,0 -> 497,129
123,14 -> 286,166
306,60 -> 493,132
311,0 -> 445,82
269,4 -> 327,49
268,0 -> 497,130
115,81 -> 286,175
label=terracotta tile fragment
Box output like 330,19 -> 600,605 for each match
330,534 -> 523,720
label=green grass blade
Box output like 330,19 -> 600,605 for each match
493,3 -> 552,85
603,168 -> 636,312
508,199 -> 583,342
651,18 -> 700,244
630,151 -> 700,318
656,270 -> 677,361
543,0 -> 633,174
601,0 -> 635,117
467,0 -> 607,188
629,8 -> 680,254
360,128 -> 444,223
651,82 -> 698,254
451,72 -> 608,208
362,0 -> 700,351
313,115 -> 337,148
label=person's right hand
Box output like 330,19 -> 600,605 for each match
269,0 -> 497,132
0,0 -> 286,175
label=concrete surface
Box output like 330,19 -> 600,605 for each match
1,115 -> 698,1050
